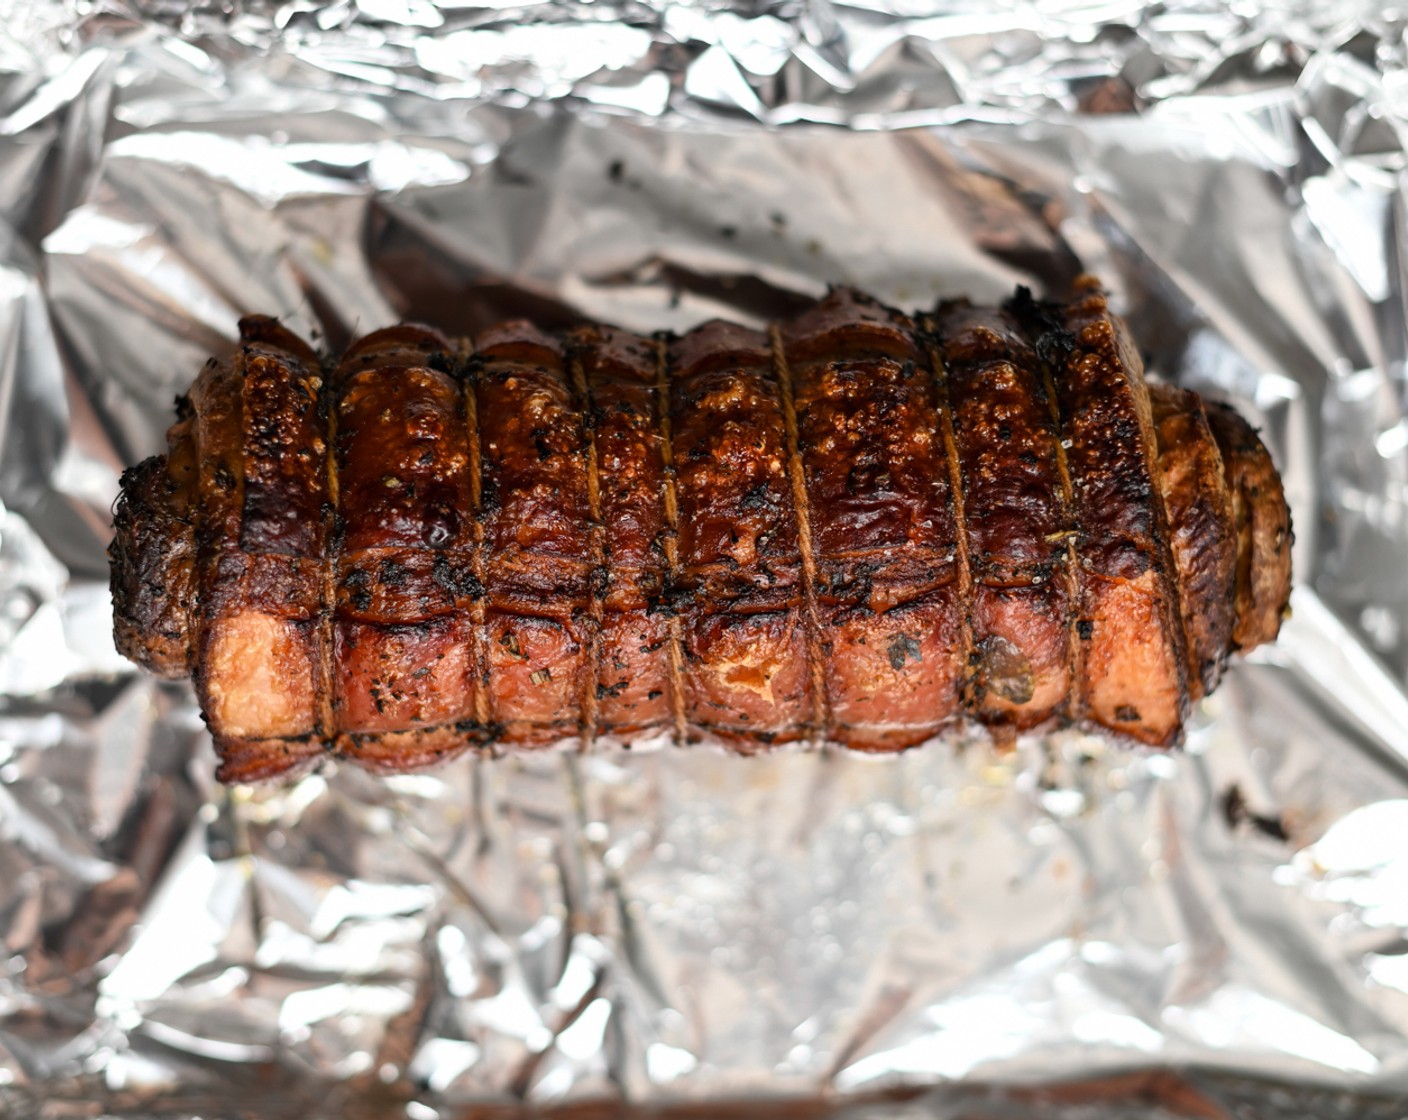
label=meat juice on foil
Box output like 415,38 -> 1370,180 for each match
0,1 -> 1407,1117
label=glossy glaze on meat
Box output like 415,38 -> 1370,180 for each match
110,279 -> 1293,781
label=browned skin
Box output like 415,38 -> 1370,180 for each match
931,304 -> 1072,732
331,325 -> 480,773
110,452 -> 195,681
194,318 -> 330,781
1011,280 -> 1190,746
475,323 -> 593,745
782,290 -> 961,749
570,325 -> 672,739
1205,401 -> 1294,652
109,283 -> 1294,780
1149,384 -> 1236,698
668,322 -> 812,743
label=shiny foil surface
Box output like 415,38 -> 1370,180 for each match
2,1 -> 1407,1116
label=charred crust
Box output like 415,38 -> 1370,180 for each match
111,454 -> 196,678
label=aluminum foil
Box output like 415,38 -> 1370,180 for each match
2,1 -> 1407,1116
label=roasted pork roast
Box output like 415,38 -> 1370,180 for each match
110,279 -> 1292,781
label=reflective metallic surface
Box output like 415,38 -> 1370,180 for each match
1,1 -> 1406,1116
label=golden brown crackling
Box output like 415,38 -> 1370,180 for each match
668,321 -> 801,609
1039,280 -> 1189,745
334,350 -> 468,556
934,306 -> 1067,575
235,318 -> 329,632
239,316 -> 327,557
475,321 -> 592,743
200,325 -> 324,773
187,325 -> 326,768
571,324 -> 672,737
783,289 -> 961,748
188,340 -> 245,596
1149,384 -> 1236,698
932,303 -> 1072,731
333,323 -> 453,386
332,331 -> 476,632
1205,401 -> 1293,652
328,326 -> 478,761
782,291 -> 951,592
475,322 -> 593,613
233,316 -> 342,756
669,320 -> 810,740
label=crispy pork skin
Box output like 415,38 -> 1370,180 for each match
110,281 -> 1293,780
931,304 -> 1072,733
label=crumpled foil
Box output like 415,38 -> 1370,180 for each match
1,0 -> 1407,1116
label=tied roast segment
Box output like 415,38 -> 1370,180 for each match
109,279 -> 1292,782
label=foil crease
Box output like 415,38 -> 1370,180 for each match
1,1 -> 1407,1116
